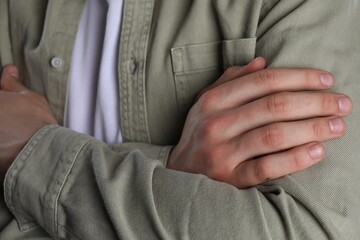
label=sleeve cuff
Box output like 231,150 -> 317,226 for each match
3,125 -> 172,235
4,125 -> 92,234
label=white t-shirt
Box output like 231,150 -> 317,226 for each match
66,0 -> 124,144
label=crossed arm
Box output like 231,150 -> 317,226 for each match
0,57 -> 354,239
1,0 -> 360,239
0,58 -> 351,187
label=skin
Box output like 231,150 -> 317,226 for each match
0,59 -> 353,189
167,57 -> 352,188
0,65 -> 58,182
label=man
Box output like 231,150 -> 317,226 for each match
0,0 -> 359,239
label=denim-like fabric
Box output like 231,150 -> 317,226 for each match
1,0 -> 360,239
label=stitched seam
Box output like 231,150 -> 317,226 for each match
120,0 -> 134,141
136,0 -> 147,141
53,139 -> 93,239
139,0 -> 154,143
4,126 -> 57,229
174,66 -> 219,75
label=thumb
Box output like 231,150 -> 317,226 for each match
1,65 -> 27,92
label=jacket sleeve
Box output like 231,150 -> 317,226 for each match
0,0 -> 13,68
4,0 -> 360,239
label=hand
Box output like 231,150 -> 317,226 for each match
167,57 -> 353,188
0,65 -> 58,182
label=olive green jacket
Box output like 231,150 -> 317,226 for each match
1,0 -> 360,239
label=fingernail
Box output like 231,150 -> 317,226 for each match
309,144 -> 324,159
320,73 -> 334,87
338,97 -> 352,113
329,118 -> 344,134
6,65 -> 19,78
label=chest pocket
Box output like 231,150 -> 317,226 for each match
171,37 -> 257,122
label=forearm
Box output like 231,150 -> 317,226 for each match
4,126 -> 171,238
3,0 -> 360,239
4,126 -> 335,239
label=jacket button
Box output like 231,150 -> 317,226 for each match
50,57 -> 64,68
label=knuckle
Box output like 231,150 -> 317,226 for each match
291,151 -> 306,171
266,93 -> 291,115
256,69 -> 276,86
198,115 -> 224,139
304,69 -> 324,86
312,121 -> 325,138
262,124 -> 285,149
304,69 -> 312,85
197,89 -> 219,112
319,94 -> 332,112
225,66 -> 238,76
254,160 -> 272,181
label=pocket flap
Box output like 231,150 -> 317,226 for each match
171,42 -> 222,74
171,38 -> 257,74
